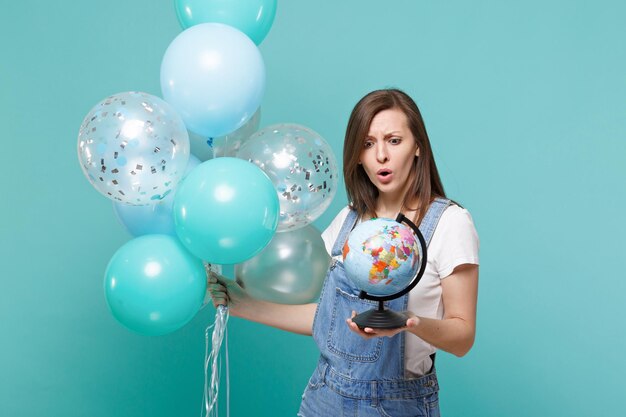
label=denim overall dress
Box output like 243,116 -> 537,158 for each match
298,198 -> 451,417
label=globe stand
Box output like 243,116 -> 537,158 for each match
351,213 -> 428,330
352,300 -> 409,329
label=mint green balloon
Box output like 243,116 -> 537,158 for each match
104,235 -> 206,336
173,157 -> 279,264
174,0 -> 277,45
235,225 -> 331,304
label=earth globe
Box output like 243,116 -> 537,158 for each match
342,213 -> 427,329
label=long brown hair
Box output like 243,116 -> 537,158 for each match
343,89 -> 446,225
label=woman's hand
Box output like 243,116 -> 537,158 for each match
346,310 -> 420,339
205,266 -> 250,317
205,264 -> 317,335
346,264 -> 478,356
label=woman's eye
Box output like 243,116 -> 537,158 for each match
389,138 -> 401,144
364,141 -> 374,148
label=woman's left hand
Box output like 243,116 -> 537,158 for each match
346,311 -> 420,339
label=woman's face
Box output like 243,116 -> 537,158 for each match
359,108 -> 419,201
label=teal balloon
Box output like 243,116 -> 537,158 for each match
235,225 -> 331,304
173,157 -> 279,264
113,155 -> 201,236
160,23 -> 265,138
174,0 -> 277,45
104,235 -> 207,336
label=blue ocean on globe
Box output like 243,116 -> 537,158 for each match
342,218 -> 422,296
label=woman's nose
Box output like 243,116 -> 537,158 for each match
376,143 -> 389,163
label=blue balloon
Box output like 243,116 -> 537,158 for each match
104,235 -> 206,336
113,155 -> 201,236
160,23 -> 265,138
173,157 -> 279,264
114,198 -> 177,236
174,0 -> 277,45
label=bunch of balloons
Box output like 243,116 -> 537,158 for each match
77,0 -> 340,335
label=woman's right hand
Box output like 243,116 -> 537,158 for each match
206,267 -> 250,316
204,264 -> 318,335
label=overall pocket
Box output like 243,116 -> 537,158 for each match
326,287 -> 383,362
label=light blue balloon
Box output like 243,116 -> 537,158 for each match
104,235 -> 206,336
173,157 -> 279,264
113,155 -> 200,236
174,0 -> 277,45
114,199 -> 177,236
160,23 -> 265,138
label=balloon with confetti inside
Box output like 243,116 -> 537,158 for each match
112,155 -> 201,236
236,123 -> 338,232
77,91 -> 190,205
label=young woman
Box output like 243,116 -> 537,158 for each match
208,89 -> 479,416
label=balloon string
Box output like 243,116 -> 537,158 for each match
201,304 -> 229,417
225,323 -> 230,417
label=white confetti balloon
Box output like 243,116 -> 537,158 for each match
77,92 -> 190,205
236,123 -> 338,231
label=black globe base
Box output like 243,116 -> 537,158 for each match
352,308 -> 409,330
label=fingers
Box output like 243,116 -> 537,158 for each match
345,314 -> 407,339
204,263 -> 219,281
207,271 -> 221,284
208,283 -> 228,298
346,315 -> 375,339
204,263 -> 223,282
206,277 -> 229,307
212,298 -> 228,308
207,271 -> 236,290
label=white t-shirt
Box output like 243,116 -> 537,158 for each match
320,204 -> 480,377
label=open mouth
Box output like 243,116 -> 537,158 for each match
376,168 -> 393,184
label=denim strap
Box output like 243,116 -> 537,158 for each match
419,197 -> 451,246
331,209 -> 359,257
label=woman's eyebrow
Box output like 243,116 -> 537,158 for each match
366,130 -> 403,138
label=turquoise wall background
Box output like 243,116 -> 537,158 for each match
1,1 -> 625,416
